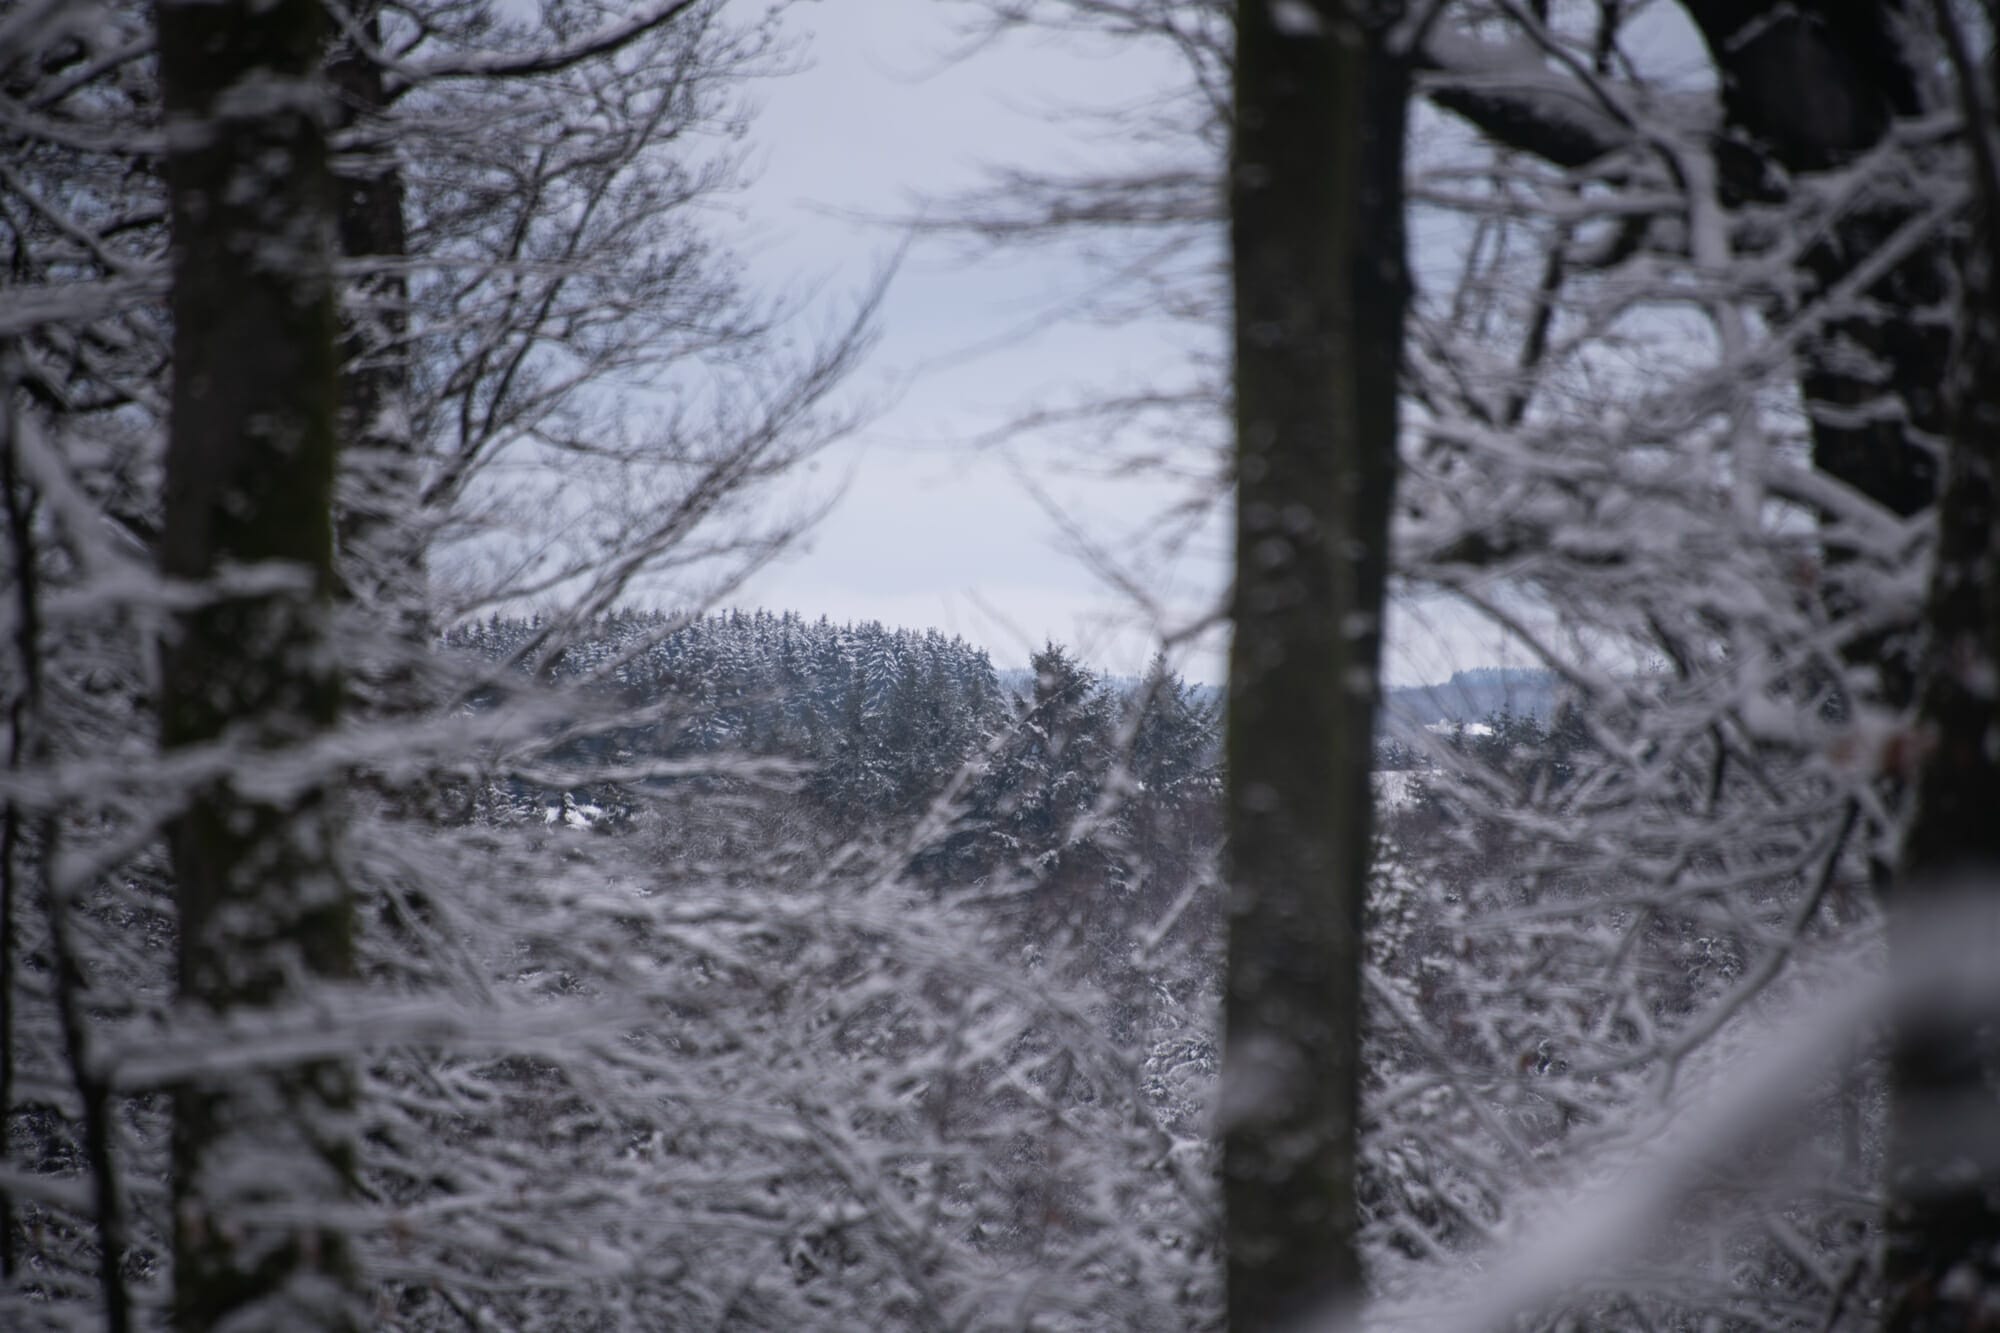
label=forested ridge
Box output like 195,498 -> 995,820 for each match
454,610 -> 1019,824
451,610 -> 1224,950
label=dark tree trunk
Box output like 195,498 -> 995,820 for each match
1676,1 -> 1945,707
155,0 -> 360,1326
1223,3 -> 1408,1327
328,5 -> 419,628
1884,13 -> 2000,1324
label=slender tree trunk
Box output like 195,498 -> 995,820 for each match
0,348 -> 35,1284
329,5 -> 419,630
155,0 -> 360,1327
1222,3 -> 1408,1327
8,348 -> 132,1330
1885,10 -> 2000,1324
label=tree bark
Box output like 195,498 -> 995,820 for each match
155,0 -> 360,1326
1223,2 -> 1408,1327
1675,1 -> 1944,707
1885,8 -> 2000,1324
329,4 -> 420,629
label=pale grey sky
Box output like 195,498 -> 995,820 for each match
723,0 -> 1542,686
725,1 -> 1227,679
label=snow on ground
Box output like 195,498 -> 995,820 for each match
1372,769 -> 1426,810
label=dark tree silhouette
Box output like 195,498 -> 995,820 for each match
1885,8 -> 2000,1325
155,0 -> 359,1326
1222,2 -> 1409,1326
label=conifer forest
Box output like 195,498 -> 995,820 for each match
6,1 -> 2000,1329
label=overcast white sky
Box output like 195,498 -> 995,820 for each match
721,0 -> 1541,686
722,0 -> 1215,678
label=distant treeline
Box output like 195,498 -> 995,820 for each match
1382,667 -> 1561,727
451,609 -> 1006,813
448,610 -> 1224,961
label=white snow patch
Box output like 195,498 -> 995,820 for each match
1372,769 -> 1425,810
